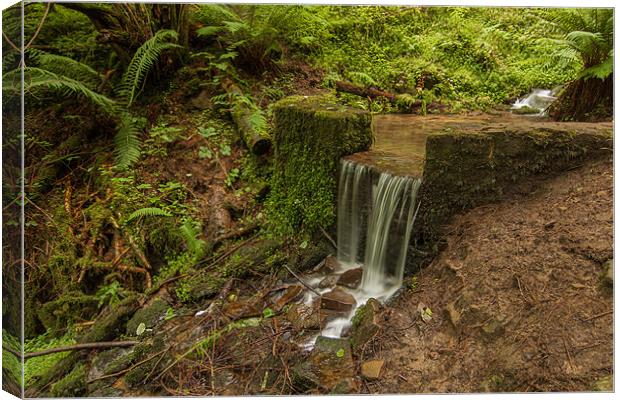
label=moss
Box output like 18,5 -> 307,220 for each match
266,95 -> 373,237
126,298 -> 169,335
50,363 -> 86,397
37,291 -> 99,332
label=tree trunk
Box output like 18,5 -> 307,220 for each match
221,78 -> 272,155
549,75 -> 613,122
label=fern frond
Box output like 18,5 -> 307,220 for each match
114,114 -> 145,169
118,29 -> 181,107
126,207 -> 172,223
5,67 -> 117,114
27,49 -> 102,89
196,25 -> 224,37
580,52 -> 613,80
179,220 -> 207,258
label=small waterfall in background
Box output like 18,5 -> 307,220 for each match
512,88 -> 557,115
336,160 -> 369,266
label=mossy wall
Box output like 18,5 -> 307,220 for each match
406,126 -> 613,272
267,96 -> 373,236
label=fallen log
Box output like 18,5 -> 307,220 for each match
221,78 -> 271,155
334,80 -> 447,113
3,341 -> 138,360
335,80 -> 397,103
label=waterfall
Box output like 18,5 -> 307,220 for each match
337,159 -> 421,297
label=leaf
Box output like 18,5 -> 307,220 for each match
299,240 -> 308,249
165,308 -> 175,321
126,207 -> 172,222
136,322 -> 146,336
336,348 -> 345,358
263,307 -> 275,318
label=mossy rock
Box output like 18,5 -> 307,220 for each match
37,291 -> 99,332
50,363 -> 86,397
267,95 -> 373,236
126,298 -> 169,335
511,106 -> 539,115
350,298 -> 381,352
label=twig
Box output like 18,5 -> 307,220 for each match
25,1 -> 52,50
319,226 -> 337,250
283,264 -> 320,296
582,310 -> 613,322
195,234 -> 257,270
87,347 -> 168,383
3,340 -> 137,360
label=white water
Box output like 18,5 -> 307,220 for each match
311,159 -> 422,341
512,88 -> 557,115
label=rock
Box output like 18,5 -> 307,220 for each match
320,287 -> 356,312
286,303 -> 321,330
324,255 -> 341,271
37,292 -> 99,332
223,300 -> 262,319
337,268 -> 363,289
330,377 -> 359,394
318,274 -> 339,289
274,284 -> 304,311
361,359 -> 385,379
126,298 -> 169,335
592,375 -> 613,391
50,363 -> 87,397
350,298 -> 381,352
292,336 -> 355,392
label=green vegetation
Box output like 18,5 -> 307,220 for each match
1,4 -> 612,396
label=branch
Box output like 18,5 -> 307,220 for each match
283,264 -> 320,296
3,341 -> 138,360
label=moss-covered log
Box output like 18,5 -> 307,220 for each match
267,95 -> 373,236
221,78 -> 271,155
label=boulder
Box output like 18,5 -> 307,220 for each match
337,268 -> 363,289
361,359 -> 385,379
273,284 -> 304,311
320,288 -> 356,312
350,298 -> 381,352
126,298 -> 169,336
318,274 -> 339,289
292,336 -> 355,392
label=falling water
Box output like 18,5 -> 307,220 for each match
337,159 -> 421,297
512,88 -> 557,115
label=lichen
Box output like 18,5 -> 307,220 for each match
266,95 -> 373,237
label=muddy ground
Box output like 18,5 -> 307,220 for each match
366,158 -> 613,393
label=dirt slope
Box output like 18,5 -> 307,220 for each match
368,158 -> 613,393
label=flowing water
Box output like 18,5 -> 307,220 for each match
305,159 -> 422,341
512,88 -> 557,114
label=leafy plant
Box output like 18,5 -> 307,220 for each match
118,29 -> 182,107
126,207 -> 172,223
95,281 -> 125,308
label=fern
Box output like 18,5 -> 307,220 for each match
27,49 -> 102,89
4,67 -> 116,113
126,207 -> 172,223
118,29 -> 181,107
179,220 -> 207,258
114,114 -> 145,169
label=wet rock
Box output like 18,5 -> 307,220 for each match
292,336 -> 355,392
287,303 -> 321,330
274,284 -> 304,311
320,287 -> 356,312
350,298 -> 381,352
361,359 -> 385,380
223,300 -> 262,319
126,298 -> 169,336
88,347 -> 134,381
324,255 -> 341,271
337,268 -> 363,289
318,274 -> 339,289
330,377 -> 359,394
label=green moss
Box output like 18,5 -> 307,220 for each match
37,291 -> 99,332
126,298 -> 169,335
266,95 -> 373,237
50,363 -> 86,397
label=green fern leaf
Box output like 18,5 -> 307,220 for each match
179,220 -> 207,258
5,67 -> 116,114
115,114 -> 145,168
126,207 -> 172,223
196,25 -> 224,37
119,29 -> 181,107
27,49 -> 102,89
